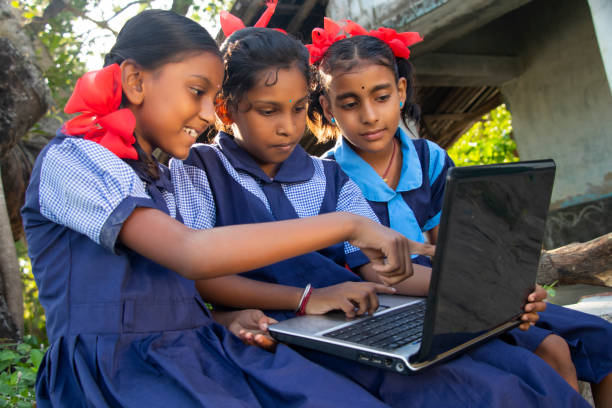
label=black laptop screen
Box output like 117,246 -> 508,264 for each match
421,162 -> 555,360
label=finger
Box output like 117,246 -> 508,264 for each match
259,316 -> 278,331
340,299 -> 356,318
254,334 -> 278,352
518,322 -> 531,331
525,301 -> 546,313
377,271 -> 412,286
374,283 -> 397,294
521,312 -> 540,324
367,287 -> 379,315
528,286 -> 547,302
411,242 -> 436,257
352,291 -> 370,316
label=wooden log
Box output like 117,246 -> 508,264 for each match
537,233 -> 612,287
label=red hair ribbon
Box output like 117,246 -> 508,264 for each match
220,0 -> 284,37
64,64 -> 137,160
308,18 -> 423,64
305,17 -> 346,64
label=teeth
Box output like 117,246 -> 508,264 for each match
183,127 -> 198,139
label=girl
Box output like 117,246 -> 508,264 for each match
20,9 -> 432,407
172,24 -> 590,407
307,18 -> 612,407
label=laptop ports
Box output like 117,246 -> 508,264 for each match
358,354 -> 370,362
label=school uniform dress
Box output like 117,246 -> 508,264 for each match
171,131 -> 590,408
22,132 -> 395,408
327,128 -> 612,386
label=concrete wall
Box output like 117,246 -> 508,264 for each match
588,0 -> 612,97
500,0 -> 612,209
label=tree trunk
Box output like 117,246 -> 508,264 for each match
0,166 -> 21,340
537,233 -> 612,287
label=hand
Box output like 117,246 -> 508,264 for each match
349,217 -> 435,286
518,285 -> 547,331
212,309 -> 278,351
305,282 -> 397,318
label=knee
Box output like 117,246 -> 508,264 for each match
535,334 -> 573,372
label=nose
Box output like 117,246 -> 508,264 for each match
361,100 -> 378,125
198,96 -> 216,126
276,111 -> 296,138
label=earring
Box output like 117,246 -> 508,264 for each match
400,101 -> 403,108
330,117 -> 336,124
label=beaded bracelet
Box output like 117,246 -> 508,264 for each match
296,284 -> 313,316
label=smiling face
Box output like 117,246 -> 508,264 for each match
129,51 -> 224,160
228,64 -> 309,177
320,62 -> 406,158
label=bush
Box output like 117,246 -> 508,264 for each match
448,104 -> 519,166
0,335 -> 46,407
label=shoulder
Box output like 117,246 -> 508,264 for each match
40,134 -> 141,187
180,143 -> 218,168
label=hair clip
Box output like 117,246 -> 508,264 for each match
220,0 -> 285,37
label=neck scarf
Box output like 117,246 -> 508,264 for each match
332,128 -> 425,245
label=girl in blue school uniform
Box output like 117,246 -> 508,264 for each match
20,9 -> 440,407
170,22 -> 591,407
306,18 -> 612,407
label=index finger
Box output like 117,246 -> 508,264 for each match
410,242 -> 435,257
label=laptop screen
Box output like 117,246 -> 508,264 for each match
420,161 -> 555,360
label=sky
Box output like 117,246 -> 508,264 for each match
73,1 -> 222,70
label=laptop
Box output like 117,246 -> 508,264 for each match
269,160 -> 556,374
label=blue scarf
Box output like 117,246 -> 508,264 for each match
331,128 -> 426,247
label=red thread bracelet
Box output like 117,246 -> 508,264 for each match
297,285 -> 314,316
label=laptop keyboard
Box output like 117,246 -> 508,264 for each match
323,300 -> 426,350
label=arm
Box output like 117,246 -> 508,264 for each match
120,208 -> 434,282
197,274 -> 396,317
358,262 -> 431,297
424,225 -> 439,245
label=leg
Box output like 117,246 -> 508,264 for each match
591,372 -> 612,408
534,334 -> 579,391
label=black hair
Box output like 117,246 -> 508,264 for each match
218,27 -> 311,132
103,9 -> 221,178
307,35 -> 420,143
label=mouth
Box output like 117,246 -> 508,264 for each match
271,142 -> 295,152
183,127 -> 200,140
360,128 -> 386,140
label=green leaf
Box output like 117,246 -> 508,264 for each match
29,349 -> 43,369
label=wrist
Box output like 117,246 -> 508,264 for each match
295,284 -> 313,316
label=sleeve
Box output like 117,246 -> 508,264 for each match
336,177 -> 381,268
169,149 -> 216,230
39,138 -> 155,252
423,140 -> 455,231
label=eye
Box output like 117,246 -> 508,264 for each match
341,101 -> 358,110
190,87 -> 205,97
376,94 -> 391,102
258,109 -> 276,116
294,104 -> 307,113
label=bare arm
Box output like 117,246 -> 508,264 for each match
358,262 -> 432,297
197,276 -> 302,311
197,274 -> 396,317
119,207 -> 434,282
425,225 -> 439,245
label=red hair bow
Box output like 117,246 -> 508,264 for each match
220,0 -> 284,37
305,17 -> 346,64
64,64 -> 137,160
308,18 -> 423,64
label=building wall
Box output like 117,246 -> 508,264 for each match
500,0 -> 612,210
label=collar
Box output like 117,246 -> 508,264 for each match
331,127 -> 423,202
216,131 -> 314,183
